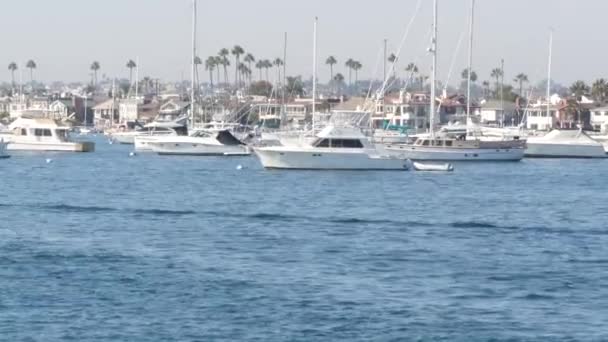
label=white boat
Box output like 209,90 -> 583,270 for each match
0,118 -> 95,152
253,126 -> 410,170
409,160 -> 454,172
110,120 -> 188,145
386,137 -> 525,161
0,138 -> 9,159
525,129 -> 607,158
148,129 -> 250,156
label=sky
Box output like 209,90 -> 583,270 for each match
1,0 -> 605,86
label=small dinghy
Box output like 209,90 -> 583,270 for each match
406,159 -> 454,172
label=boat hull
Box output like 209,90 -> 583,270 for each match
151,143 -> 250,156
525,142 -> 607,158
5,141 -> 94,152
385,145 -> 524,161
254,148 -> 409,170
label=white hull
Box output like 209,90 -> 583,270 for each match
385,145 -> 524,161
151,142 -> 250,156
0,140 -> 9,158
6,141 -> 95,152
525,142 -> 607,158
112,134 -> 136,144
254,148 -> 409,170
133,137 -> 156,151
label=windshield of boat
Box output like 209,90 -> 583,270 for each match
191,130 -> 213,138
314,138 -> 364,148
56,129 -> 69,141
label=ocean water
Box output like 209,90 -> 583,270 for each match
1,136 -> 607,341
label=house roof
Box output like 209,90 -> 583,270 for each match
92,99 -> 117,110
332,97 -> 369,111
480,100 -> 517,110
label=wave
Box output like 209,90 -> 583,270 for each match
450,221 -> 500,229
132,208 -> 196,216
44,204 -> 118,213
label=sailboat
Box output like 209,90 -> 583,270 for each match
384,0 -> 525,161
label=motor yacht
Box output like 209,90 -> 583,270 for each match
148,129 -> 250,156
0,118 -> 94,152
525,129 -> 607,158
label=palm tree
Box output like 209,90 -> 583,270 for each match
273,58 -> 284,84
490,68 -> 503,98
514,73 -> 529,96
591,78 -> 607,103
461,69 -> 478,83
8,62 -> 17,88
205,57 -> 216,88
126,59 -> 137,88
325,56 -> 337,83
218,48 -> 230,85
570,80 -> 589,98
388,53 -> 397,64
352,61 -> 362,84
231,45 -> 245,87
90,61 -> 101,89
255,60 -> 264,81
345,58 -> 355,86
244,53 -> 255,79
193,56 -> 202,93
26,60 -> 37,85
263,60 -> 272,82
334,73 -> 345,96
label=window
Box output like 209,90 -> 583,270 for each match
34,129 -> 52,137
422,140 -> 430,146
340,139 -> 364,148
21,129 -> 26,136
445,140 -> 453,147
316,139 -> 330,147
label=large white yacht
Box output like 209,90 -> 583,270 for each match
147,129 -> 250,156
0,118 -> 95,152
253,126 -> 410,170
525,129 -> 607,158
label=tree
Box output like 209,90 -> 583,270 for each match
591,78 -> 607,103
352,61 -> 362,84
213,56 -> 222,85
345,58 -> 355,86
255,60 -> 264,81
244,53 -> 255,78
273,58 -> 284,84
218,48 -> 230,85
490,68 -> 503,98
8,62 -> 17,88
249,80 -> 273,97
205,56 -> 216,88
126,59 -> 137,88
334,73 -> 345,95
461,69 -> 478,83
286,76 -> 304,97
262,60 -> 272,82
90,61 -> 101,90
387,53 -> 397,63
26,60 -> 37,85
513,73 -> 529,97
325,56 -> 337,83
231,45 -> 245,87
570,80 -> 589,98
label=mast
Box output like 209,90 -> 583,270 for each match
466,0 -> 474,120
312,17 -> 318,132
282,32 -> 287,119
546,30 -> 553,124
500,58 -> 505,127
429,0 -> 438,138
191,0 -> 197,126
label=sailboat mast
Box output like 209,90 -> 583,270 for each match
282,32 -> 287,118
429,0 -> 438,138
546,30 -> 553,122
191,0 -> 197,126
466,0 -> 474,119
312,17 -> 318,132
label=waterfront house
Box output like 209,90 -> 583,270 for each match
589,106 -> 608,131
479,99 -> 517,125
92,99 -> 119,127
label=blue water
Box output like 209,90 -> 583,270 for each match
1,136 -> 608,341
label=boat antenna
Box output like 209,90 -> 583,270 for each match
312,17 -> 318,132
429,0 -> 438,138
547,28 -> 553,128
466,0 -> 474,124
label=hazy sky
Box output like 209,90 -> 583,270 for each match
2,0 -> 605,86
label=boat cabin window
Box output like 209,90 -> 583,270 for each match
421,139 -> 430,146
445,140 -> 453,147
34,129 -> 53,137
56,129 -> 69,141
21,129 -> 27,136
315,138 -> 364,148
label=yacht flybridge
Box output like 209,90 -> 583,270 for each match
0,118 -> 94,152
253,125 -> 411,170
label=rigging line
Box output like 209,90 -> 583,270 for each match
378,0 -> 424,95
435,17 -> 468,118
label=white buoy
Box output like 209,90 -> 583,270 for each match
108,139 -> 114,145
46,158 -> 52,164
236,165 -> 243,170
129,152 -> 136,157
